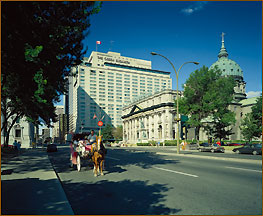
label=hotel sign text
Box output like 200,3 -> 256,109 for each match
98,56 -> 130,65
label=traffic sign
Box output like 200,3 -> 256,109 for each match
98,121 -> 103,127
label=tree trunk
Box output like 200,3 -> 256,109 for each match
196,126 -> 200,144
4,114 -> 21,146
2,99 -> 8,147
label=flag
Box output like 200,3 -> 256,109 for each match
93,114 -> 97,119
96,41 -> 101,45
101,115 -> 105,120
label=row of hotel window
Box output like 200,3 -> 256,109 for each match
79,63 -> 169,76
80,67 -> 168,77
79,69 -> 170,83
79,81 -> 169,88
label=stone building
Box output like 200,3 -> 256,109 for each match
1,116 -> 37,148
52,105 -> 67,143
122,89 -> 184,144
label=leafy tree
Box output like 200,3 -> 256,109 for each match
178,66 -> 236,143
101,124 -> 114,140
240,95 -> 262,141
206,73 -> 236,141
240,113 -> 258,142
112,125 -> 123,141
1,1 -> 101,145
251,95 -> 262,137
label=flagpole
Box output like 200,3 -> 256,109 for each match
96,43 -> 97,52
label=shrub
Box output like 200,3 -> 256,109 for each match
164,140 -> 177,146
149,140 -> 157,146
137,142 -> 150,146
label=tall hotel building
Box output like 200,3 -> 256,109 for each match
66,51 -> 172,133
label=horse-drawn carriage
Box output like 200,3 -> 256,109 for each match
70,133 -> 106,176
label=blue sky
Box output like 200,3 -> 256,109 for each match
56,1 -> 262,105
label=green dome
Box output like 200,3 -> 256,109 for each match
209,35 -> 243,80
210,58 -> 243,78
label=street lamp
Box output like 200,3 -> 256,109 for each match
151,52 -> 199,154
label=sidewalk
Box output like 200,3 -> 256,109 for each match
1,148 -> 74,215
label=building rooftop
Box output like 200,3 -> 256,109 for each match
240,97 -> 259,107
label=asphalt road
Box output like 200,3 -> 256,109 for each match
48,146 -> 262,215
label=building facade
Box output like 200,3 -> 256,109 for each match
66,51 -> 172,134
42,128 -> 50,142
1,116 -> 37,148
52,105 -> 67,143
52,105 -> 64,140
122,89 -> 185,144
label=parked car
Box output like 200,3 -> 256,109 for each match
218,141 -> 228,146
232,144 -> 262,155
198,143 -> 225,153
47,143 -> 57,152
112,142 -> 121,147
228,143 -> 243,146
105,142 -> 111,147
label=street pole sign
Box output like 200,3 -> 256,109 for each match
98,121 -> 103,136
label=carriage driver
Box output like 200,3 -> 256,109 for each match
88,130 -> 97,144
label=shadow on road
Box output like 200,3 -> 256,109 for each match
1,178 -> 72,215
48,146 -> 182,214
48,147 -> 180,175
62,179 -> 181,215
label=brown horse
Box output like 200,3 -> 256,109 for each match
91,135 -> 106,177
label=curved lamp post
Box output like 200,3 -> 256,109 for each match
151,52 -> 199,154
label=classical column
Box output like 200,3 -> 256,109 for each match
162,110 -> 165,142
134,118 -> 137,143
148,114 -> 153,140
154,112 -> 159,141
129,119 -> 132,142
167,109 -> 173,140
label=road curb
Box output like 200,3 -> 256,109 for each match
156,152 -> 262,165
47,153 -> 75,215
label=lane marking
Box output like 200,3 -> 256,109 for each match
153,166 -> 199,178
225,166 -> 262,173
106,156 -> 120,161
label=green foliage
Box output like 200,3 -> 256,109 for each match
240,96 -> 262,142
2,1 -> 100,144
149,140 -> 157,146
112,125 -> 123,141
178,65 -> 236,141
101,124 -> 114,140
137,143 -> 151,146
24,44 -> 43,62
164,140 -> 177,146
251,95 -> 262,137
33,69 -> 47,103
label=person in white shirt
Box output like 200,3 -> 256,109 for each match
88,130 -> 97,144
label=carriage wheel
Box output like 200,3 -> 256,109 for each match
77,155 -> 81,171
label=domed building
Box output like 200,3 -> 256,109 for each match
209,33 -> 247,102
199,33 -> 260,141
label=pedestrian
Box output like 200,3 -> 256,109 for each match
13,140 -> 18,150
17,141 -> 21,151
